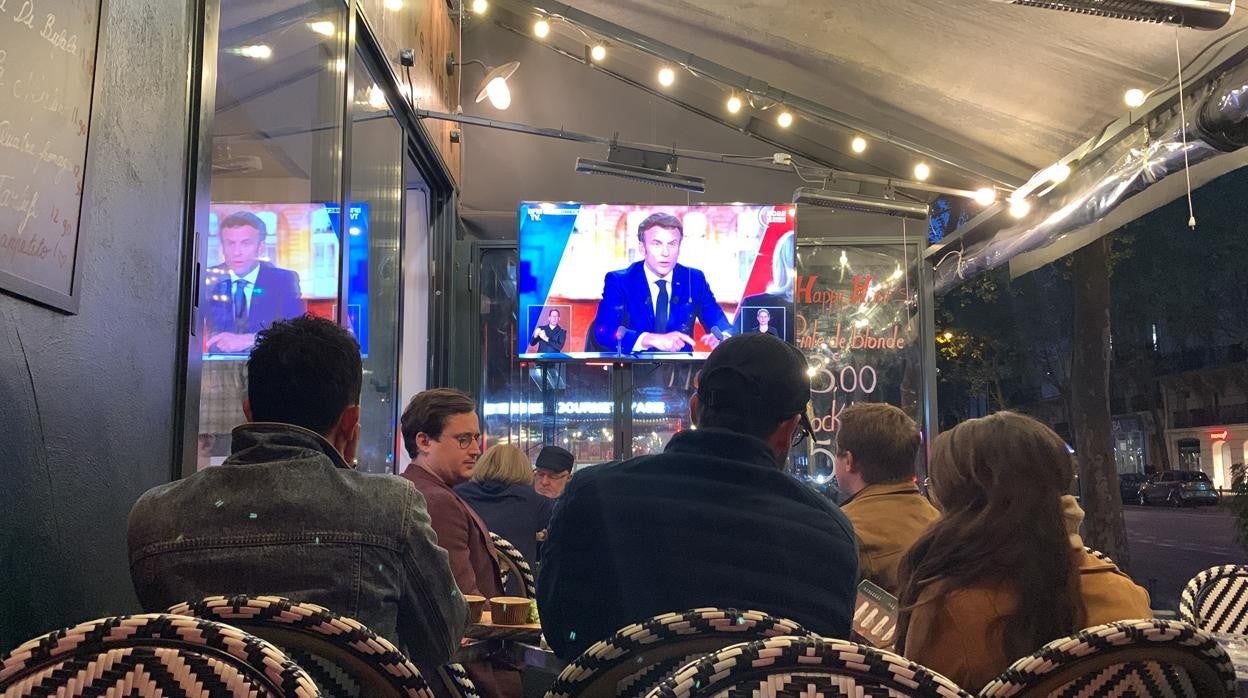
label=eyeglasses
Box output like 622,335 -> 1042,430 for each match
791,412 -> 814,448
533,468 -> 570,482
436,432 -> 482,450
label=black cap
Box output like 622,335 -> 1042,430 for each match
696,333 -> 811,422
535,445 -> 575,473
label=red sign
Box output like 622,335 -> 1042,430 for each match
1211,429 -> 1229,441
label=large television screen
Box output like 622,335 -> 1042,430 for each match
519,203 -> 796,360
200,202 -> 369,360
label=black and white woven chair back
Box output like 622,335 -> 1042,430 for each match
427,662 -> 483,698
0,613 -> 320,697
1180,564 -> 1248,635
979,618 -> 1236,698
1084,546 -> 1115,566
170,595 -> 437,698
490,532 -> 536,598
645,634 -> 970,698
545,608 -> 815,698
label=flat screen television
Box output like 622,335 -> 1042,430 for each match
200,201 -> 369,360
518,203 -> 796,360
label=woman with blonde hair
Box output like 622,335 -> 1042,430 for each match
897,411 -> 1151,691
456,444 -> 554,566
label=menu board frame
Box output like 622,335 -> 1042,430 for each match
0,0 -> 104,314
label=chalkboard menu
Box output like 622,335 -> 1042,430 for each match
0,0 -> 101,312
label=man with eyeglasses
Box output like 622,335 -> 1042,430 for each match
538,333 -> 859,660
400,388 -> 521,697
533,445 -> 575,499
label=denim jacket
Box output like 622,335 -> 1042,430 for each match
127,423 -> 467,664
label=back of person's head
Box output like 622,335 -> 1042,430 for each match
246,315 -> 362,435
837,403 -> 921,484
400,388 -> 476,458
692,333 -> 811,458
473,444 -> 533,486
897,411 -> 1084,660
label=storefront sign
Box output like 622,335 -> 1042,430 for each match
1211,429 -> 1229,441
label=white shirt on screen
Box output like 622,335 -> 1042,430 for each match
228,264 -> 261,315
643,265 -> 672,319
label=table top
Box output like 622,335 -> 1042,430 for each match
465,610 -> 543,641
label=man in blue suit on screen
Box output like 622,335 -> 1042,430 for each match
592,212 -> 730,353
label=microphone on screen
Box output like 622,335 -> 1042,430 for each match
616,326 -> 627,354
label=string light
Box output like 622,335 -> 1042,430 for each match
1049,162 -> 1071,183
851,136 -> 867,154
658,67 -> 675,87
913,162 -> 930,181
590,44 -> 606,61
973,187 -> 996,206
777,110 -> 793,128
1124,88 -> 1146,108
533,19 -> 550,38
1008,195 -> 1031,218
306,21 -> 334,36
472,0 -> 488,13
726,95 -> 742,113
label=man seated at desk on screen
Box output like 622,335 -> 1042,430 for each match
530,308 -> 567,353
591,212 -> 730,353
203,211 -> 306,354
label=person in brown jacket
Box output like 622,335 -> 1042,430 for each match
834,403 -> 940,596
897,412 -> 1152,691
401,388 -> 520,697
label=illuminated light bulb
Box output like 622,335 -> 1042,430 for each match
658,67 -> 675,86
726,95 -> 742,113
367,84 -> 386,110
383,0 -> 402,9
237,45 -> 272,59
942,331 -> 954,341
483,76 -> 511,109
472,0 -> 488,14
913,162 -> 930,181
777,110 -> 793,128
806,366 -> 817,377
533,19 -> 550,38
1049,162 -> 1071,183
306,21 -> 334,36
590,44 -> 606,62
1124,88 -> 1146,108
1008,196 -> 1031,218
973,187 -> 996,206
851,135 -> 867,154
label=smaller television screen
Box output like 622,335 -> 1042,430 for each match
200,202 -> 369,359
519,203 -> 796,361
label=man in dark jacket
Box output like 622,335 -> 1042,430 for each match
538,333 -> 858,659
128,316 -> 465,665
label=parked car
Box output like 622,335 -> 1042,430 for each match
1138,470 -> 1220,506
1118,472 -> 1148,503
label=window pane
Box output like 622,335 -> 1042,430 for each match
195,0 -> 346,469
347,49 -> 403,473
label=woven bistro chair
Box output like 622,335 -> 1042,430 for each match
646,634 -> 970,698
170,595 -> 438,698
0,613 -> 319,697
979,618 -> 1236,697
545,608 -> 814,698
1179,564 -> 1248,635
490,532 -> 537,599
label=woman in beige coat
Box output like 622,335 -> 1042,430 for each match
897,411 -> 1152,691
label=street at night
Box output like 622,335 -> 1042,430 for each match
1123,504 -> 1246,612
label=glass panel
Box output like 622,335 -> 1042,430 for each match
397,162 -> 430,461
793,242 -> 924,493
629,363 -> 699,458
195,0 -> 346,470
347,49 -> 403,474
